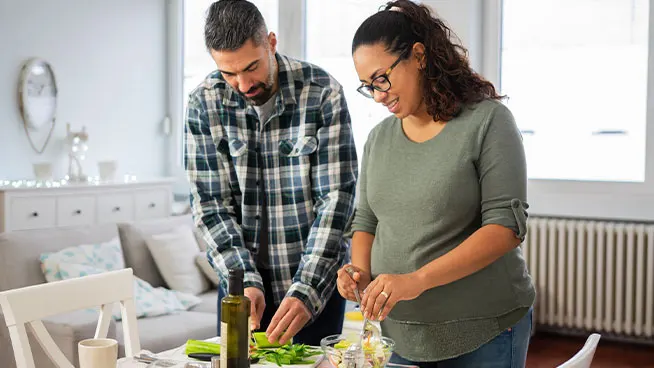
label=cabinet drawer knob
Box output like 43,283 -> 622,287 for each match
31,212 -> 39,217
74,209 -> 82,215
113,206 -> 121,212
148,203 -> 156,208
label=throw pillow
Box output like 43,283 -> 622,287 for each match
40,237 -> 124,283
145,226 -> 210,295
57,262 -> 201,320
195,252 -> 221,287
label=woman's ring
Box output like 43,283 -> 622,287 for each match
380,291 -> 389,298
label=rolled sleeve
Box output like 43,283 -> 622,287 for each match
477,104 -> 529,241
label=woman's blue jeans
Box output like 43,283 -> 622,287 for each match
389,308 -> 533,368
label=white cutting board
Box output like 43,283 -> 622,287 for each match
175,337 -> 325,368
252,351 -> 325,368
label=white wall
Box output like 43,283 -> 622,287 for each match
0,0 -> 168,181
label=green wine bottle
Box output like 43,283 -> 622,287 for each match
221,269 -> 251,368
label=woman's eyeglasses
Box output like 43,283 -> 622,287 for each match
356,49 -> 409,99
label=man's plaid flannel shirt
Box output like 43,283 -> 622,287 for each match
184,53 -> 358,318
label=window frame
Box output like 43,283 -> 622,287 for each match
166,0 -> 186,183
482,0 -> 654,221
168,0 -> 654,221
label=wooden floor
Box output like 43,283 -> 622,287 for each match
526,332 -> 654,367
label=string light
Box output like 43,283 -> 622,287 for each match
0,175 -> 138,188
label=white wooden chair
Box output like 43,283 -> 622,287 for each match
557,333 -> 601,368
0,268 -> 140,368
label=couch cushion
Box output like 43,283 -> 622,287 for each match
196,253 -> 221,287
0,224 -> 119,291
42,310 -> 117,363
116,311 -> 217,355
56,263 -> 201,320
117,215 -> 200,288
145,226 -> 210,295
190,290 -> 219,314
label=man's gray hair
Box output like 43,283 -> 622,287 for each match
205,0 -> 268,51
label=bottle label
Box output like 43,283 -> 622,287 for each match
220,322 -> 228,368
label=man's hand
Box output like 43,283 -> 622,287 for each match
244,287 -> 265,330
265,296 -> 311,345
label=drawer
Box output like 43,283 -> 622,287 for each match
97,193 -> 134,223
9,197 -> 56,230
134,189 -> 169,220
57,196 -> 95,227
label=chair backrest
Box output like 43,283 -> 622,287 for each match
557,333 -> 601,368
0,268 -> 140,368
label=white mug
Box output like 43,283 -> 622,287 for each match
78,338 -> 118,368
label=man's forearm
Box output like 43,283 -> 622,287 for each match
193,198 -> 262,291
289,185 -> 356,317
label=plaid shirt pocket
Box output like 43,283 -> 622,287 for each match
277,137 -> 318,199
228,138 -> 248,157
279,136 -> 318,157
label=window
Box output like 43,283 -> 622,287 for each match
482,0 -> 654,220
305,1 -> 391,159
171,0 -> 654,220
500,0 -> 649,182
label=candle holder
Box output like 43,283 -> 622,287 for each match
65,123 -> 89,182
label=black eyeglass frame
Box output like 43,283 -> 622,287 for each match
356,48 -> 410,98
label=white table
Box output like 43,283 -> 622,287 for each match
117,337 -> 329,368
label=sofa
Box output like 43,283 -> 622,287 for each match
0,214 -> 218,368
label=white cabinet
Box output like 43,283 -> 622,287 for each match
134,189 -> 169,220
57,196 -> 96,227
97,193 -> 134,224
0,178 -> 175,232
8,197 -> 56,231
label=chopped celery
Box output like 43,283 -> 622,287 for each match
250,344 -> 321,366
252,331 -> 290,348
185,339 -> 221,355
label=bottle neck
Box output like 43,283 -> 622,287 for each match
228,276 -> 244,296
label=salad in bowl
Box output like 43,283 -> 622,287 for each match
320,334 -> 394,368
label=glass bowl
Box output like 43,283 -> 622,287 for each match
320,334 -> 394,368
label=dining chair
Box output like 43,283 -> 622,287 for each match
557,333 -> 601,368
0,268 -> 140,368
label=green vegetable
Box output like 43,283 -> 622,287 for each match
333,340 -> 351,349
185,339 -> 221,355
252,332 -> 290,349
251,344 -> 322,366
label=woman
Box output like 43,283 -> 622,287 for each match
336,1 -> 535,367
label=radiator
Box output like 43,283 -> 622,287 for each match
523,217 -> 654,343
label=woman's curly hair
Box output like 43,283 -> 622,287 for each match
352,0 -> 502,122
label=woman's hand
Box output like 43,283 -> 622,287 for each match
361,273 -> 425,321
336,264 -> 371,302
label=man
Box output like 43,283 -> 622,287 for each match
184,0 -> 358,346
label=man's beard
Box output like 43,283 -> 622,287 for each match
242,52 -> 277,106
242,81 -> 274,106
